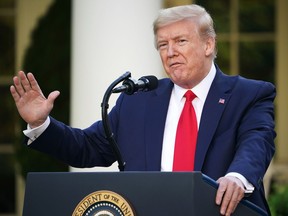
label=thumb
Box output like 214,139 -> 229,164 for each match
47,90 -> 60,103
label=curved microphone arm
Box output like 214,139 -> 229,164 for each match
101,71 -> 131,171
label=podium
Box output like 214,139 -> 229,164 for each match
23,172 -> 267,215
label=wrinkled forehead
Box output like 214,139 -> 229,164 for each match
155,19 -> 200,43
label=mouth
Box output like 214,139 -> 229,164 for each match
169,62 -> 182,68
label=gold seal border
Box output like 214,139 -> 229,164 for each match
72,190 -> 135,216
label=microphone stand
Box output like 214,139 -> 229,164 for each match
101,71 -> 131,171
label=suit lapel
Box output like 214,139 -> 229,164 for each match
144,79 -> 173,170
194,68 -> 236,170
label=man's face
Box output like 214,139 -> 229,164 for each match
156,19 -> 214,89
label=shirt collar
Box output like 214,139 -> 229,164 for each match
174,63 -> 216,103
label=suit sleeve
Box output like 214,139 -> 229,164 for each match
27,94 -> 127,168
227,81 -> 276,189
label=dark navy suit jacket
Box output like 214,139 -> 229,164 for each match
29,65 -> 276,213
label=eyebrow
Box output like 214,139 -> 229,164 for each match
157,34 -> 189,44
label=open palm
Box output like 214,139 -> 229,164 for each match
10,71 -> 60,128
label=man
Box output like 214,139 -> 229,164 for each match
10,4 -> 275,216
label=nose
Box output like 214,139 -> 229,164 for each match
167,43 -> 178,57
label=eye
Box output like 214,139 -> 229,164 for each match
157,42 -> 168,50
177,39 -> 188,46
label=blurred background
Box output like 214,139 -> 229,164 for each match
0,0 -> 287,215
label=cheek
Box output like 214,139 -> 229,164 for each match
159,53 -> 169,69
186,48 -> 206,64
159,53 -> 165,64
185,51 -> 200,66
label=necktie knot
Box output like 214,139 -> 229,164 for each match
184,90 -> 196,102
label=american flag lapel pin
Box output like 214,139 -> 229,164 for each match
218,98 -> 225,104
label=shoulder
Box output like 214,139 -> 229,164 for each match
234,76 -> 276,99
236,75 -> 275,89
215,66 -> 275,97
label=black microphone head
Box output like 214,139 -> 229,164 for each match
139,75 -> 158,91
112,75 -> 158,95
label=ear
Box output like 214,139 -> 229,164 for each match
205,37 -> 215,57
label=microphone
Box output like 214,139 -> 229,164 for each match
112,75 -> 158,95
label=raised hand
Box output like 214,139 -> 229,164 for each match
10,71 -> 60,128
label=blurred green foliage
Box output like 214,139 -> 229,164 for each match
269,184 -> 288,216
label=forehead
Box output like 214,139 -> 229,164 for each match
156,19 -> 198,40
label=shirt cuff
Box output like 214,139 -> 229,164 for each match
225,172 -> 254,194
23,117 -> 50,145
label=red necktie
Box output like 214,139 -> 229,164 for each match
173,90 -> 198,171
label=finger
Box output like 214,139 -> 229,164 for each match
10,85 -> 21,102
216,178 -> 226,205
225,193 -> 237,215
229,186 -> 245,214
221,182 -> 245,216
220,186 -> 233,215
225,187 -> 244,216
228,193 -> 240,215
216,178 -> 234,215
12,73 -> 25,96
27,72 -> 43,94
19,70 -> 32,92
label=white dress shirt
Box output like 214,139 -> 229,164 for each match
23,117 -> 50,145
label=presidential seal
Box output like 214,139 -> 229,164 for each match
72,190 -> 135,216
